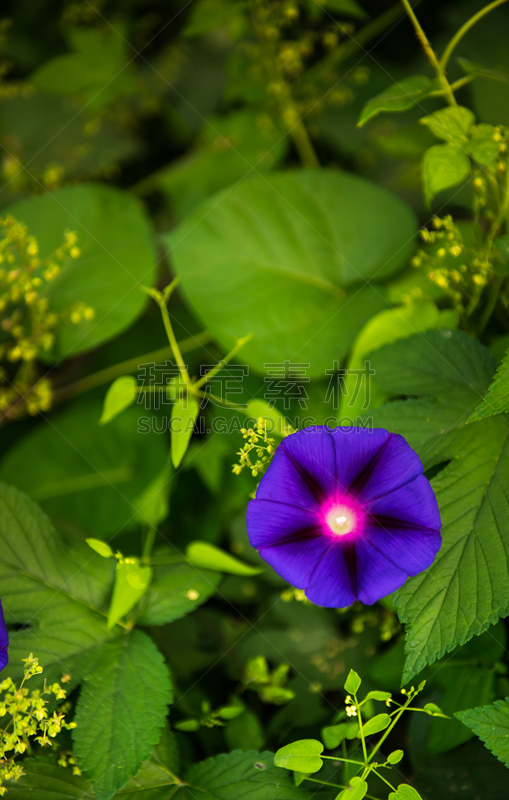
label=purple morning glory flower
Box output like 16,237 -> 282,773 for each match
247,426 -> 442,607
0,601 -> 8,671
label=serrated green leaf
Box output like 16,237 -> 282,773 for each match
358,76 -> 434,126
182,750 -> 312,799
344,669 -> 361,694
420,106 -> 475,145
361,713 -> 391,737
470,348 -> 509,420
171,396 -> 199,467
467,123 -> 500,166
422,142 -> 471,205
274,740 -> 324,774
4,757 -> 94,799
107,561 -> 153,629
0,484 -> 116,686
186,541 -> 263,576
100,376 -> 137,425
136,560 -> 220,625
456,698 -> 509,768
73,630 -> 173,800
166,171 -> 417,376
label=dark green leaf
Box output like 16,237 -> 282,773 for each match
73,630 -> 173,800
457,698 -> 509,768
136,560 -> 221,626
166,171 -> 417,376
358,76 -> 434,127
470,348 -> 509,420
4,758 -> 94,799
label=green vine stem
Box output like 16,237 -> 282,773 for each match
441,0 -> 509,70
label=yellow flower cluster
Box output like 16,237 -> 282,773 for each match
411,215 -> 492,318
233,417 -> 293,477
0,654 -> 77,794
0,215 -> 94,421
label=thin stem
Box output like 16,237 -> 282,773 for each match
428,74 -> 475,96
156,280 -> 192,386
142,526 -> 157,563
52,330 -> 211,403
321,755 -> 365,767
193,334 -> 252,390
192,388 -> 248,411
354,692 -> 368,763
400,0 -> 457,105
289,119 -> 320,169
303,777 -> 346,790
441,0 -> 509,70
368,694 -> 413,764
372,769 -> 397,792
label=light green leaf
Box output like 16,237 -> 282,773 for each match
0,400 -> 167,536
3,758 -> 94,799
5,184 -> 157,357
467,123 -> 500,166
166,171 -> 417,376
107,561 -> 153,629
0,484 -> 116,686
87,538 -> 114,558
73,630 -> 173,800
181,751 -> 311,799
365,691 -> 391,702
456,698 -> 509,768
361,713 -> 391,737
336,777 -> 368,800
133,453 -> 173,527
358,76 -> 434,127
344,669 -> 361,695
387,750 -> 404,764
321,722 -> 359,749
136,560 -> 221,626
274,740 -> 324,774
186,541 -> 263,576
470,348 -> 509,420
420,106 -> 475,145
100,376 -> 138,425
388,786 -> 423,800
171,396 -> 199,468
340,300 -> 444,419
422,143 -> 471,205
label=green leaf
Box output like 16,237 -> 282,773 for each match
340,300 -> 445,419
358,76 -> 434,127
100,376 -> 138,425
457,698 -> 509,768
388,786 -> 423,800
115,726 -> 180,798
458,57 -> 509,84
467,123 -> 500,166
186,541 -> 263,576
133,453 -> 173,527
5,184 -> 157,357
0,484 -> 116,686
422,143 -> 471,205
387,750 -> 404,764
322,0 -> 367,19
470,348 -> 509,420
182,0 -> 244,37
344,669 -> 361,695
181,751 -> 311,799
87,538 -> 115,558
420,106 -> 475,145
73,630 -> 173,800
321,722 -> 359,749
171,396 -> 199,467
365,691 -> 391,702
225,709 -> 266,752
107,561 -> 153,629
336,777 -> 368,800
361,713 -> 391,737
136,560 -> 221,625
0,400 -> 167,536
274,740 -> 324,774
3,758 -> 94,799
427,667 -> 494,753
166,171 -> 417,376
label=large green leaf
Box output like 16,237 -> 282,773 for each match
0,401 -> 167,536
457,699 -> 509,768
4,758 -> 95,799
73,630 -> 173,800
0,483 -> 116,685
179,751 -> 312,799
165,171 -> 418,376
470,347 -> 509,420
367,332 -> 509,681
6,183 -> 157,357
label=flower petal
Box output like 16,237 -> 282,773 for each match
279,427 -> 337,501
350,432 -> 424,503
255,447 -> 321,512
354,537 -> 409,605
362,518 -> 441,577
304,540 -> 357,607
247,498 -> 322,549
0,601 -> 8,671
259,536 -> 332,589
329,426 -> 391,493
364,475 -> 441,530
